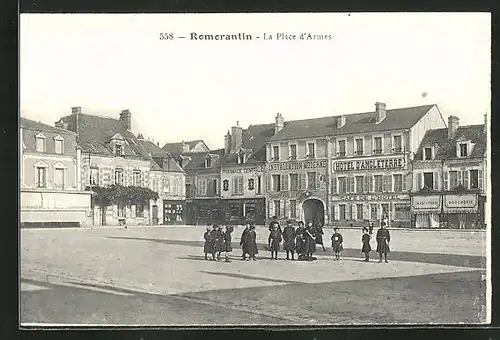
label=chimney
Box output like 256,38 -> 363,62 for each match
275,113 -> 284,134
375,102 -> 387,123
71,107 -> 81,114
137,133 -> 144,140
224,130 -> 232,155
157,142 -> 160,147
448,115 -> 459,139
119,109 -> 132,130
181,155 -> 191,168
181,141 -> 190,153
231,121 -> 243,152
336,115 -> 346,128
55,120 -> 69,130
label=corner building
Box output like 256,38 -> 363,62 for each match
266,102 -> 446,227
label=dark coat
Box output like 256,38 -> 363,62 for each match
305,227 -> 317,254
331,232 -> 344,253
240,227 -> 249,248
244,230 -> 258,256
211,229 -> 223,253
222,227 -> 233,252
203,231 -> 214,254
269,229 -> 282,251
362,233 -> 372,253
376,228 -> 391,254
315,226 -> 324,245
295,227 -> 306,254
282,226 -> 296,252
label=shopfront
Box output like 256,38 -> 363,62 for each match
410,194 -> 442,228
188,199 -> 221,226
443,193 -> 481,229
221,198 -> 266,225
163,200 -> 186,225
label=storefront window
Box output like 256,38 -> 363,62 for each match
394,204 -> 410,221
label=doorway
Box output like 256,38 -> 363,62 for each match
302,199 -> 325,226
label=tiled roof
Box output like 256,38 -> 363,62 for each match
223,123 -> 274,165
138,139 -> 185,173
20,117 -> 77,135
162,139 -> 207,156
183,148 -> 225,171
58,113 -> 150,158
415,124 -> 486,160
269,105 -> 436,141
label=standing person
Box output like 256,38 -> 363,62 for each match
376,220 -> 391,263
268,216 -> 281,249
211,225 -> 223,261
315,223 -> 326,251
203,226 -> 214,260
361,227 -> 372,262
269,222 -> 282,260
222,225 -> 234,263
295,221 -> 306,261
331,227 -> 344,261
368,222 -> 374,235
245,223 -> 258,261
282,220 -> 296,260
305,221 -> 317,261
240,223 -> 250,260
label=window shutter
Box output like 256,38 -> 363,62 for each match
406,173 -> 412,191
369,176 -> 373,192
363,204 -> 370,220
433,172 -> 439,190
282,200 -> 287,218
296,202 -> 301,220
382,175 -> 388,192
331,177 -> 337,194
282,174 -> 288,191
417,173 -> 422,190
464,170 -> 469,189
98,168 -> 103,186
402,174 -> 407,191
478,170 -> 483,190
266,175 -> 271,192
239,177 -> 244,194
349,177 -> 355,193
334,204 -> 339,221
364,176 -> 370,192
457,171 -> 462,186
299,173 -> 307,190
444,172 -> 449,191
351,204 -> 356,220
268,200 -> 274,218
316,172 -> 321,190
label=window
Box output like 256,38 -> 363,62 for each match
307,143 -> 315,158
232,177 -> 244,195
90,167 -> 99,186
289,173 -> 298,191
289,144 -> 297,160
393,135 -> 402,153
290,200 -> 297,218
424,147 -> 433,160
257,176 -> 262,194
213,179 -> 219,195
223,179 -> 229,191
355,138 -> 364,155
136,203 -> 144,217
36,167 -> 46,188
164,178 -> 171,193
394,204 -> 410,221
338,140 -> 346,157
470,170 -> 479,189
364,176 -> 373,192
338,177 -> 347,193
114,169 -> 124,185
133,170 -> 141,186
54,168 -> 65,189
373,175 -> 383,192
459,143 -> 468,157
307,172 -> 316,190
205,158 -> 212,168
356,176 -> 364,193
272,174 -> 281,191
274,200 -> 281,217
356,204 -> 363,220
54,138 -> 63,154
115,144 -> 123,156
117,203 -> 125,218
197,179 -> 207,196
423,172 -> 434,189
373,137 -> 382,154
339,204 -> 346,220
449,171 -> 458,189
393,174 -> 403,192
238,152 -> 245,164
186,184 -> 193,198
248,178 -> 255,190
272,146 -> 280,161
35,135 -> 46,152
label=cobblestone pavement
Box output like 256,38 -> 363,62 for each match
20,227 -> 488,325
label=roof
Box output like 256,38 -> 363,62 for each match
222,123 -> 274,165
183,148 -> 225,171
269,105 -> 436,142
138,139 -> 185,172
58,112 -> 150,158
415,124 -> 486,160
20,117 -> 77,135
162,139 -> 208,157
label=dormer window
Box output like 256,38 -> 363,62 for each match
115,144 -> 123,156
423,147 -> 433,160
205,157 -> 212,168
238,151 -> 246,164
459,143 -> 468,157
54,135 -> 64,154
35,133 -> 46,152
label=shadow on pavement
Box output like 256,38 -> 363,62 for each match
106,236 -> 485,269
200,271 -> 302,284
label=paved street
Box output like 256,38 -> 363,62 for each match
20,226 -> 488,325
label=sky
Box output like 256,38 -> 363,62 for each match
20,13 -> 491,150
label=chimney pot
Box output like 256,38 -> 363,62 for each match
448,115 -> 460,139
119,109 -> 132,130
375,102 -> 387,123
71,106 -> 82,114
336,115 -> 346,128
275,112 -> 284,135
231,123 -> 243,152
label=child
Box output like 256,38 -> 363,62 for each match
331,227 -> 343,261
295,221 -> 306,261
210,225 -> 223,261
222,225 -> 234,263
269,222 -> 282,260
282,220 -> 296,260
203,226 -> 214,260
361,227 -> 372,262
245,224 -> 258,261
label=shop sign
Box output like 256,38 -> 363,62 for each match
447,162 -> 480,169
267,160 -> 327,172
411,195 -> 441,210
333,157 -> 405,172
338,194 -> 409,201
444,194 -> 477,211
268,191 -> 300,199
222,166 -> 264,174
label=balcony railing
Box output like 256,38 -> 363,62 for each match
373,149 -> 383,155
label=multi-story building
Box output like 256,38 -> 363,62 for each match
410,115 -> 487,228
266,102 -> 447,227
137,135 -> 186,225
219,121 -> 272,225
20,117 -> 91,227
163,139 -> 210,167
56,107 -> 155,226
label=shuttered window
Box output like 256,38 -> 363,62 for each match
307,172 -> 316,190
331,177 -> 337,194
282,174 -> 289,191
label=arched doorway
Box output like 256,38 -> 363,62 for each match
302,199 -> 325,226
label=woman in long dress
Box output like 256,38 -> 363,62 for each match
376,221 -> 391,263
361,227 -> 372,262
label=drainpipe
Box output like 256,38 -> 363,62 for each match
440,159 -> 445,228
325,136 -> 331,226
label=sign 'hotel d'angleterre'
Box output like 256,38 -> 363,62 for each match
333,156 -> 406,172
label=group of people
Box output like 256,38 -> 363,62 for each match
202,215 -> 392,263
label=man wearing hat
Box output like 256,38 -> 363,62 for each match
376,220 -> 391,263
282,220 -> 296,260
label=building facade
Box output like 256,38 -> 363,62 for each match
20,117 -> 91,227
411,115 -> 487,229
266,103 -> 447,227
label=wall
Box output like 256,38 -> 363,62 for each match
409,105 -> 447,155
22,154 -> 78,190
220,164 -> 265,199
267,137 -> 328,162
